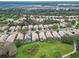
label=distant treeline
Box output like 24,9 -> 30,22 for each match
0,8 -> 79,16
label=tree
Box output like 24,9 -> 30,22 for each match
76,23 -> 79,28
53,20 -> 60,24
71,20 -> 76,25
52,24 -> 59,30
14,39 -> 24,47
62,35 -> 74,44
0,42 -> 16,58
66,22 -> 72,28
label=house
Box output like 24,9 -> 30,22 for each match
52,31 -> 61,38
64,31 -> 73,35
58,31 -> 65,37
5,18 -> 14,22
60,19 -> 64,22
67,16 -> 78,21
75,29 -> 79,34
18,17 -> 26,21
60,22 -> 67,28
39,18 -> 44,22
43,25 -> 49,30
0,34 -> 8,42
38,24 -> 44,30
0,36 -> 4,42
0,34 -> 2,37
28,25 -> 33,30
69,29 -> 79,35
48,24 -> 53,29
16,33 -> 24,40
43,25 -> 48,28
9,26 -> 15,32
45,31 -> 53,38
34,25 -> 38,30
2,26 -> 9,30
22,26 -> 27,30
39,32 -> 46,41
24,34 -> 32,42
6,34 -> 16,42
36,18 -> 40,21
0,27 -> 2,30
48,24 -> 53,27
32,32 -> 39,41
53,16 -> 62,21
15,26 -> 21,31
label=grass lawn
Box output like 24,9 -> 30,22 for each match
70,51 -> 79,58
16,40 -> 73,58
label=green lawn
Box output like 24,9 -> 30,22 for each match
70,50 -> 79,58
16,40 -> 73,58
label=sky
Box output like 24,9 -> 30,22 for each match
0,0 -> 79,1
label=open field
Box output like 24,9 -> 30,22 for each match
16,40 -> 73,58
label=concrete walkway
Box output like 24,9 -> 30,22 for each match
62,41 -> 77,58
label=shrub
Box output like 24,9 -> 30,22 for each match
61,35 -> 73,44
14,39 -> 24,47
